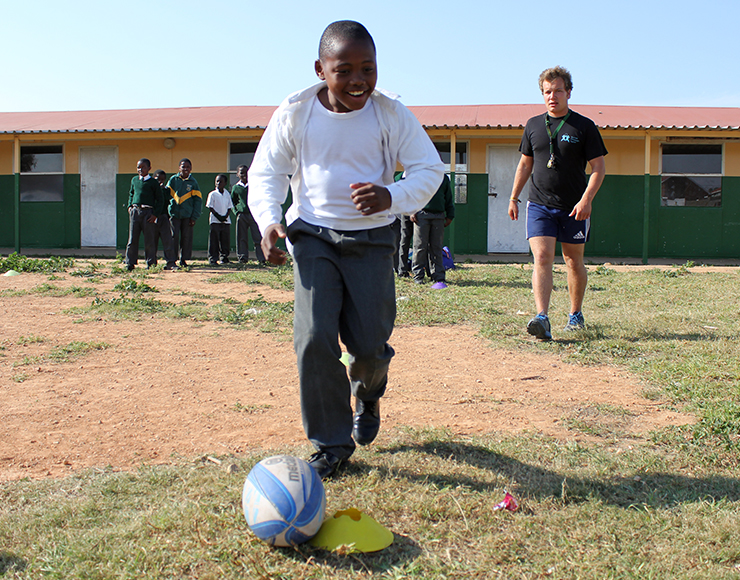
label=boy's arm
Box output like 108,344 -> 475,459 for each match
384,103 -> 445,215
443,175 -> 455,223
231,188 -> 240,211
209,207 -> 228,222
191,181 -> 202,221
248,108 -> 295,235
260,223 -> 288,265
128,179 -> 135,208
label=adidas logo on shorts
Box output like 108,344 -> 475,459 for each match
572,231 -> 586,240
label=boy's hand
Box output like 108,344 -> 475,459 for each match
350,183 -> 391,216
261,223 -> 288,265
147,215 -> 157,224
189,219 -> 196,227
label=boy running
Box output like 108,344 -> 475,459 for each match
248,20 -> 444,478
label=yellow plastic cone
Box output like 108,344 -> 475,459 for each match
309,508 -> 394,553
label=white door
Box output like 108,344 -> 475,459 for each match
80,147 -> 118,247
487,145 -> 529,253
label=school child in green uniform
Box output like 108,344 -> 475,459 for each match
167,158 -> 202,268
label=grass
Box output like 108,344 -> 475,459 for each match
1,430 -> 739,579
12,340 -> 110,368
0,253 -> 75,274
2,259 -> 740,578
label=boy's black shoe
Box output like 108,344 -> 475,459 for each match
179,261 -> 188,268
209,260 -> 218,266
307,451 -> 343,480
220,257 -> 230,264
353,399 -> 380,446
126,264 -> 134,272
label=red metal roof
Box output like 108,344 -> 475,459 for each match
414,104 -> 740,131
0,104 -> 738,134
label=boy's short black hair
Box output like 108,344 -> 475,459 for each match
318,20 -> 375,60
179,158 -> 192,166
138,158 -> 151,167
153,169 -> 166,178
216,174 -> 228,181
236,164 -> 248,173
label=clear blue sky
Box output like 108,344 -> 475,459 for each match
5,0 -> 737,112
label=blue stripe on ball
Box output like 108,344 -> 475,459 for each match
293,467 -> 324,527
248,520 -> 289,542
284,527 -> 312,546
247,463 -> 297,521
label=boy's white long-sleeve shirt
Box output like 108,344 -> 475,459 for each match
248,82 -> 444,233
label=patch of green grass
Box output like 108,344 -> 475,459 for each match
210,297 -> 294,332
73,295 -> 172,319
69,261 -> 108,279
407,265 -> 740,456
0,284 -> 97,298
232,401 -> 272,414
0,253 -> 75,274
112,279 -> 158,294
1,430 -> 739,579
11,372 -> 28,383
16,335 -> 46,346
210,263 -> 295,291
12,341 -> 109,367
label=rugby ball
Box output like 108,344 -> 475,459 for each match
242,455 -> 326,546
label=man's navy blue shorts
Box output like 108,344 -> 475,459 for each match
526,201 -> 590,244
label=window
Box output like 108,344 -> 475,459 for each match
661,144 -> 722,207
228,142 -> 259,187
434,142 -> 468,204
20,145 -> 64,202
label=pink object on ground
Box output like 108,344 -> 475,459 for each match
493,492 -> 519,512
431,281 -> 448,290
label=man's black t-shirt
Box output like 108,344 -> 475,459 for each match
519,110 -> 607,211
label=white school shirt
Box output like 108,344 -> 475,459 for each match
248,81 -> 445,234
290,97 -> 385,229
206,188 -> 233,225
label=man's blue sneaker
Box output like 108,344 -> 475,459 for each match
564,311 -> 586,332
527,313 -> 552,340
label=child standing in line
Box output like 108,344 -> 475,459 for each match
248,20 -> 444,479
410,172 -> 454,288
231,164 -> 266,264
167,158 -> 202,268
124,158 -> 161,271
206,174 -> 233,265
153,170 -> 178,270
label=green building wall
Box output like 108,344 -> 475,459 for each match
1,171 -> 738,260
444,173 -> 739,260
0,174 -> 80,249
0,175 -> 14,247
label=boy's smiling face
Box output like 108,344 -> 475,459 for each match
315,38 -> 377,113
179,161 -> 192,179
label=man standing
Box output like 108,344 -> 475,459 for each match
508,66 -> 607,340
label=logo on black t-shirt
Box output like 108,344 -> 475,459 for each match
561,134 -> 579,144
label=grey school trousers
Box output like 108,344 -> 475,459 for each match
235,211 -> 265,263
288,219 -> 396,460
412,211 -> 446,283
125,206 -> 157,267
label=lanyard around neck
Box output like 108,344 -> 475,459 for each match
546,111 -> 570,159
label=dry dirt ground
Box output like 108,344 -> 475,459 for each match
0,261 -> 694,483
